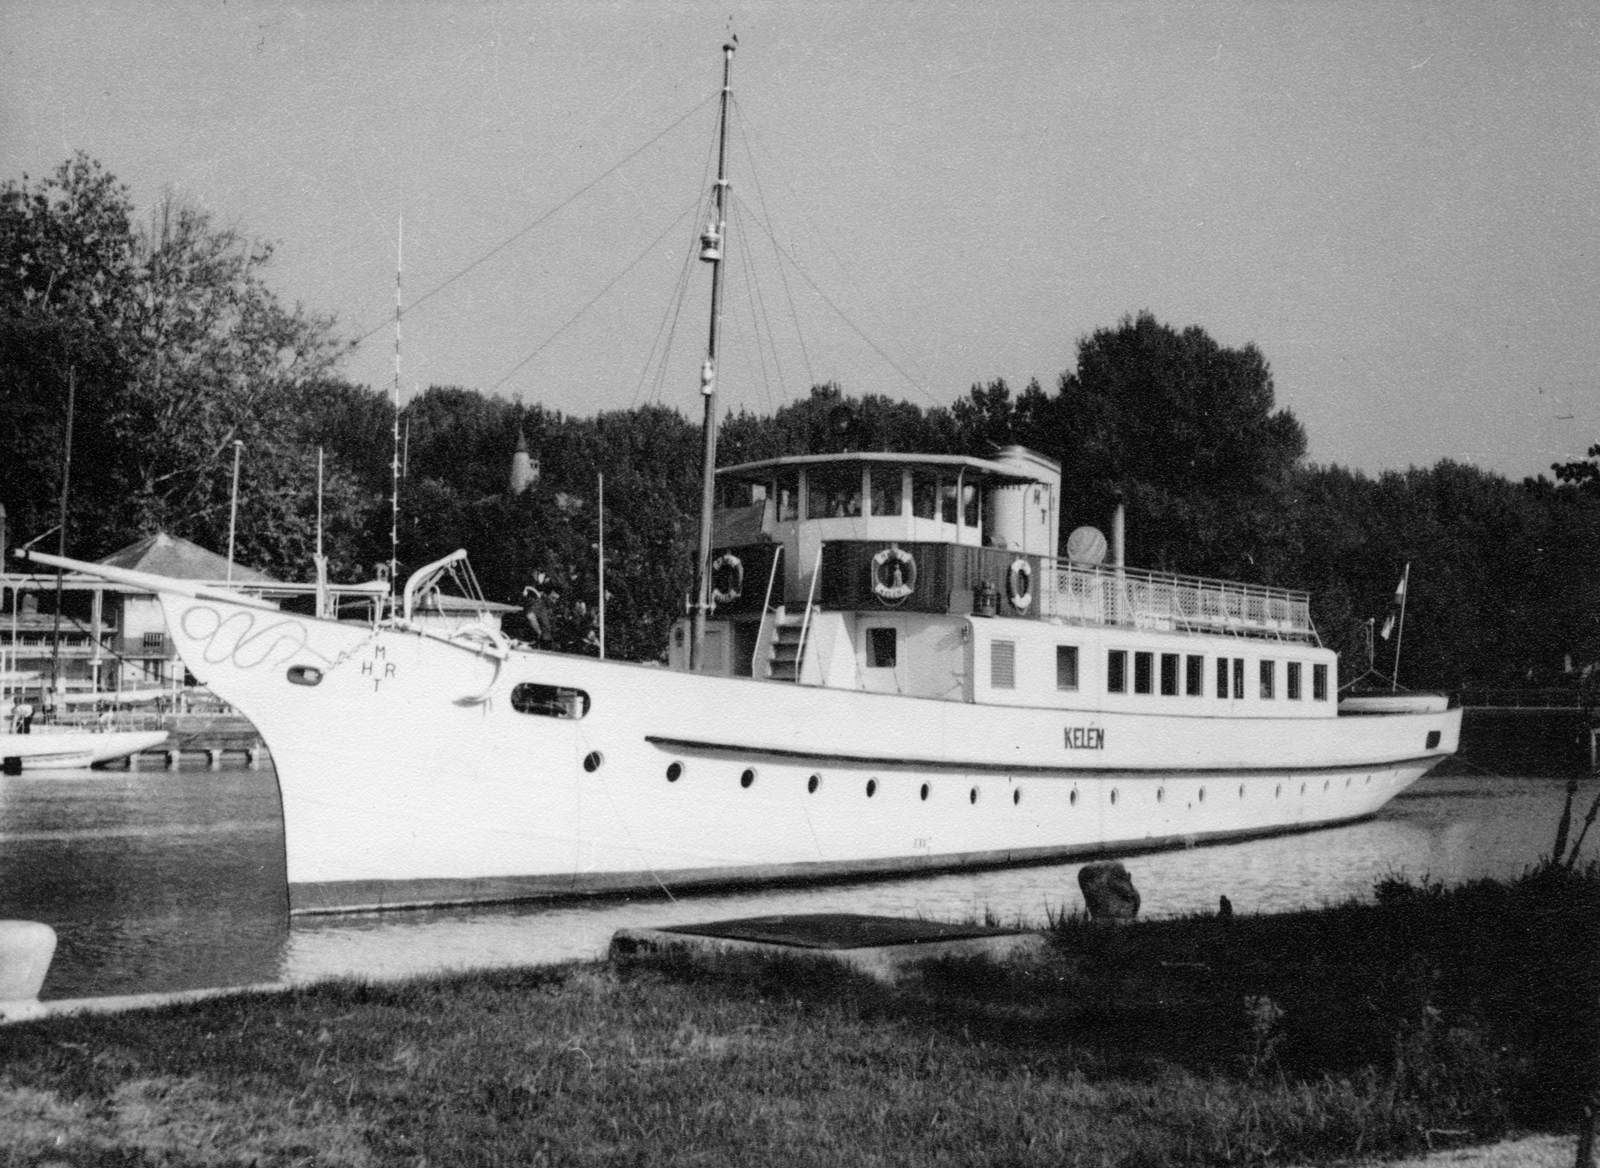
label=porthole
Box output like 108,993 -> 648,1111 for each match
286,665 -> 323,687
1157,787 -> 1165,803
666,762 -> 683,782
808,773 -> 820,794
1425,730 -> 1441,750
969,786 -> 979,805
1275,784 -> 1282,798
1012,788 -> 1021,806
919,783 -> 930,801
582,751 -> 603,773
1198,786 -> 1206,803
1070,789 -> 1078,806
1109,788 -> 1118,806
740,767 -> 756,789
866,778 -> 877,798
1238,784 -> 1245,799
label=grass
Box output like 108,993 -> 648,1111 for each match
0,865 -> 1595,1167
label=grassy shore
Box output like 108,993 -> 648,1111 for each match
1,865 -> 1595,1167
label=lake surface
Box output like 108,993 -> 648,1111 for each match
0,762 -> 1588,1001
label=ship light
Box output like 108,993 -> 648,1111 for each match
699,223 -> 722,262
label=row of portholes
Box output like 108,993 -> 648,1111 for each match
663,762 -> 1019,806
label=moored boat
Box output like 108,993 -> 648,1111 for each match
1,725 -> 169,773
13,42 -> 1459,912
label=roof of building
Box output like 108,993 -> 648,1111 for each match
99,532 -> 281,585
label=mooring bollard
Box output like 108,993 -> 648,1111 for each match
0,921 -> 56,1002
166,749 -> 181,770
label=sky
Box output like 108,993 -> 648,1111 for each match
3,1 -> 1597,483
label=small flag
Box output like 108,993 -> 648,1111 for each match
1378,566 -> 1408,640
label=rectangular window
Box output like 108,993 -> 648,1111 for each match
1287,661 -> 1302,700
1160,653 -> 1179,696
142,631 -> 164,650
962,481 -> 980,528
991,640 -> 1016,689
1232,658 -> 1245,700
1108,650 -> 1128,694
1216,656 -> 1228,698
807,465 -> 862,519
774,470 -> 799,522
1186,654 -> 1204,696
867,627 -> 897,669
1056,645 -> 1079,691
868,468 -> 903,518
1260,659 -> 1275,699
910,468 -> 938,519
939,477 -> 959,524
1313,663 -> 1328,701
1134,651 -> 1153,695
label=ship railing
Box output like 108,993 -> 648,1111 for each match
1039,559 -> 1317,644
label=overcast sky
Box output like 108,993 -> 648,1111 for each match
3,1 -> 1597,482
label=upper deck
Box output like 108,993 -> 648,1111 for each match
709,446 -> 1317,646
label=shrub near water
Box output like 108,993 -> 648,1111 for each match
0,866 -> 1594,1166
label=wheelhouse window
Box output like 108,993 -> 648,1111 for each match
1287,661 -> 1302,700
867,627 -> 897,669
807,464 -> 862,519
1260,659 -> 1275,699
1134,652 -> 1153,695
1232,658 -> 1245,700
1186,654 -> 1204,696
991,640 -> 1016,689
1108,650 -> 1128,694
1313,663 -> 1329,701
911,468 -> 939,519
962,481 -> 980,528
1216,657 -> 1228,699
869,467 -> 903,518
939,477 -> 959,523
1160,653 -> 1179,696
1056,645 -> 1079,691
774,469 -> 799,522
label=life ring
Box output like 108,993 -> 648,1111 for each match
710,552 -> 744,605
1007,557 -> 1033,612
870,545 -> 917,604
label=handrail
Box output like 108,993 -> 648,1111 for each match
750,546 -> 784,678
793,545 -> 823,685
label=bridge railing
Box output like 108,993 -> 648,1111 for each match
1041,560 -> 1318,644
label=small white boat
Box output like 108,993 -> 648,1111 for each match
1338,693 -> 1451,716
0,726 -> 169,773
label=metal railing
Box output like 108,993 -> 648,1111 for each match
1040,560 -> 1318,644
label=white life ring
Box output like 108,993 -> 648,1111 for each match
870,545 -> 917,604
710,552 -> 744,605
1007,557 -> 1033,612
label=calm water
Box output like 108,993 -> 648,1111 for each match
0,762 -> 1587,1001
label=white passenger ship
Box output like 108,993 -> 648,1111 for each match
16,43 -> 1458,913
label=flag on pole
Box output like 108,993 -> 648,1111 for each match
1379,569 -> 1407,640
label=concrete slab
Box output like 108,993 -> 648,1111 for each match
610,912 -> 1047,983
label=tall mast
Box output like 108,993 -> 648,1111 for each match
390,217 -> 403,603
690,40 -> 735,671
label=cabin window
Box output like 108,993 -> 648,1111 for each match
1232,658 -> 1245,700
717,479 -> 753,508
1287,661 -> 1302,700
911,468 -> 939,519
1108,649 -> 1128,693
1216,657 -> 1228,698
807,464 -> 861,519
511,683 -> 590,719
774,470 -> 799,522
991,640 -> 1016,689
1186,654 -> 1204,696
1056,645 -> 1079,691
867,627 -> 897,669
869,467 -> 903,518
1160,653 -> 1179,696
1313,663 -> 1329,701
1260,659 -> 1275,699
962,481 -> 980,528
1134,652 -> 1153,695
939,477 -> 959,524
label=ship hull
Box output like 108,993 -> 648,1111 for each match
156,593 -> 1461,915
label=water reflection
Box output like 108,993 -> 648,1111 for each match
0,763 -> 1580,1000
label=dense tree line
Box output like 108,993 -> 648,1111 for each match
4,157 -> 1597,687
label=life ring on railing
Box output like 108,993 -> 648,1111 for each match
710,552 -> 744,606
870,545 -> 917,604
1007,557 -> 1033,613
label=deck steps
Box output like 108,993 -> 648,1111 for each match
765,611 -> 806,682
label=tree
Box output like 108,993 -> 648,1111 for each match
1552,444 -> 1600,495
